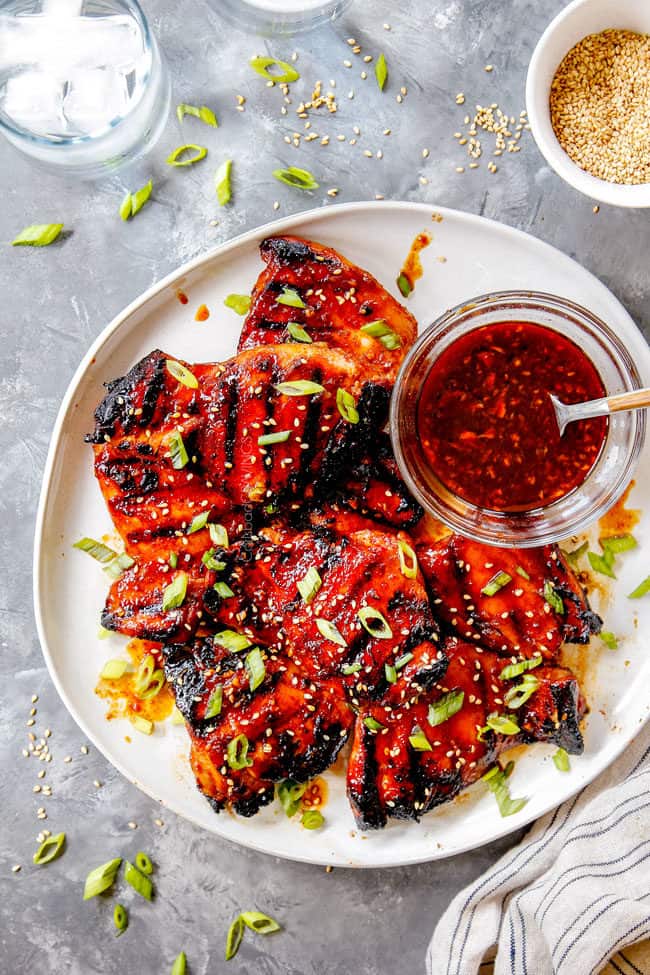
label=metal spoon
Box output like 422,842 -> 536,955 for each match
549,387 -> 650,436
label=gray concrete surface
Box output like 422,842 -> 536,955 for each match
1,1 -> 649,972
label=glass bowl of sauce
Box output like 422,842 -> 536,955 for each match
390,291 -> 645,547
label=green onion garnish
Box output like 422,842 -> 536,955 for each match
138,670 -> 165,701
316,618 -> 347,646
113,903 -> 128,934
427,689 -> 464,727
214,581 -> 234,599
202,548 -> 226,571
397,272 -> 412,298
628,575 -> 650,599
227,733 -> 253,770
301,809 -> 324,830
504,674 -> 539,709
397,539 -> 418,579
73,537 -> 118,564
97,625 -> 111,640
205,685 -> 223,719
187,511 -> 209,534
100,659 -> 128,681
83,857 -> 122,899
33,831 -> 66,865
297,566 -> 322,604
562,540 -> 588,566
600,533 -> 637,556
120,180 -> 152,221
588,551 -> 616,579
342,662 -> 361,675
482,765 -> 527,817
241,911 -> 281,934
103,552 -> 135,581
394,651 -> 414,670
375,53 -> 388,91
215,159 -> 233,206
209,523 -> 229,547
224,293 -> 251,315
166,144 -> 208,167
481,570 -> 512,596
287,323 -> 312,343
336,387 -> 359,424
500,656 -> 542,680
214,629 -> 251,652
479,713 -> 520,738
249,56 -> 300,83
176,103 -> 218,127
600,630 -> 618,649
130,714 -> 154,735
225,916 -> 245,961
171,951 -> 187,975
274,379 -> 325,396
553,747 -> 570,772
273,166 -> 319,190
246,647 -> 266,691
124,860 -> 153,901
169,552 -> 178,569
276,286 -> 306,308
162,572 -> 188,611
12,223 -> 63,246
358,606 -> 393,639
359,319 -> 401,350
166,359 -> 198,389
385,663 -> 397,684
516,565 -> 530,580
167,430 -> 189,469
135,851 -> 153,875
543,580 -> 564,615
134,654 -> 155,694
258,429 -> 291,446
409,725 -> 432,751
363,716 -> 385,732
277,779 -> 306,817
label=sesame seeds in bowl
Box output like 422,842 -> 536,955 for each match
526,0 -> 650,207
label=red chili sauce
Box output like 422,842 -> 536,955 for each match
416,321 -> 607,511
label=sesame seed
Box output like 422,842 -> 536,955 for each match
80,745 -> 88,755
128,821 -> 137,830
12,865 -> 21,873
485,64 -> 494,72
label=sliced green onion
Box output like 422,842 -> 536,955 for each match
241,911 -> 281,934
33,832 -> 66,865
272,166 -> 319,190
481,570 -> 512,596
205,685 -> 223,719
162,572 -> 188,611
187,511 -> 209,534
479,713 -> 520,738
246,647 -> 266,692
171,707 -> 185,726
113,903 -> 128,934
409,725 -> 432,751
287,323 -> 312,343
215,159 -> 232,206
600,630 -> 618,649
504,674 -> 540,709
130,715 -> 154,735
482,765 -> 527,817
258,429 -> 291,446
97,625 -> 111,640
500,655 -> 542,680
274,379 -> 325,396
588,551 -> 616,578
214,629 -> 252,652
600,533 -> 637,556
385,663 -> 397,684
225,916 -> 244,961
214,581 -> 235,599
250,56 -> 300,83
73,537 -> 118,564
553,747 -> 571,772
202,548 -> 226,571
342,662 -> 361,675
209,523 -> 229,547
171,950 -> 187,975
516,565 -> 530,580
227,733 -> 253,770
134,654 -> 155,695
100,659 -> 128,681
359,319 -> 401,350
375,53 -> 388,91
137,669 -> 165,701
301,809 -> 324,830
395,651 -> 414,670
224,293 -> 251,315
277,779 -> 306,817
166,359 -> 198,389
103,551 -> 135,581
297,566 -> 322,604
562,540 -> 588,566
358,606 -> 393,639
167,431 -> 189,470
276,286 -> 306,308
124,860 -> 153,901
135,851 -> 153,875
397,539 -> 418,579
83,857 -> 122,899
169,552 -> 178,569
316,617 -> 347,646
427,689 -> 464,727
397,272 -> 412,298
363,716 -> 385,732
12,223 -> 63,246
176,103 -> 218,127
544,580 -> 564,615
628,575 -> 650,599
336,387 -> 359,424
166,144 -> 207,167
120,180 -> 152,221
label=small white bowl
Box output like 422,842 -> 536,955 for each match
526,0 -> 650,207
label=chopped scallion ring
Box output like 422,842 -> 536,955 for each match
209,523 -> 229,547
588,551 -> 616,579
225,916 -> 244,961
515,565 -> 530,580
427,689 -> 464,727
214,629 -> 251,652
479,713 -> 520,739
358,605 -> 393,639
134,654 -> 155,695
600,630 -> 618,649
336,387 -> 359,424
562,540 -> 588,566
162,572 -> 188,611
363,716 -> 385,732
408,725 -> 432,751
246,647 -> 266,692
341,662 -> 361,675
297,565 -> 322,604
187,511 -> 209,534
276,779 -> 306,817
600,533 -> 637,556
169,552 -> 178,569
83,857 -> 122,899
135,851 -> 153,875
287,323 -> 312,343
171,951 -> 187,975
227,733 -> 253,770
215,159 -> 232,206
73,537 -> 118,564
130,714 -> 154,735
120,180 -> 152,220
315,617 -> 347,646
205,685 -> 223,719
224,293 -> 251,315
301,809 -> 324,830
397,539 -> 418,579
167,430 -> 189,469
272,166 -> 319,190
482,764 -> 527,817
100,659 -> 128,681
359,319 -> 401,350
137,669 -> 165,701
214,581 -> 234,599
543,580 -> 564,615
394,651 -> 413,670
113,903 -> 128,934
202,548 -> 226,571
33,831 -> 66,865
276,286 -> 306,308
397,272 -> 412,297
384,663 -> 397,684
274,379 -> 325,396
166,359 -> 198,389
241,911 -> 281,934
504,674 -> 539,709
12,223 -> 63,246
258,429 -> 291,446
103,551 -> 135,581
124,860 -> 153,900
176,103 -> 218,127
553,747 -> 571,772
481,570 -> 512,596
166,144 -> 208,167
249,56 -> 300,83
375,52 -> 388,90
500,656 -> 542,680
628,575 -> 650,599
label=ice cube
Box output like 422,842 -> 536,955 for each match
1,69 -> 65,136
61,66 -> 130,135
0,13 -> 144,73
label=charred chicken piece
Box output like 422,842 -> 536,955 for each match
238,235 -> 418,383
162,634 -> 352,816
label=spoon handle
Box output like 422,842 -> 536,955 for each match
606,387 -> 650,413
561,386 -> 650,426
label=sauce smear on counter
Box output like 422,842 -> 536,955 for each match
417,321 -> 607,511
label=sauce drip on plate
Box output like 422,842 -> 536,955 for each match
416,321 -> 607,511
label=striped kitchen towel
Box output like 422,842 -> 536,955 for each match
427,723 -> 650,975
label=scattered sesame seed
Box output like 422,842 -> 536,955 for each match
63,755 -> 72,763
343,60 -> 352,68
128,821 -> 137,830
12,865 -> 21,873
422,148 -> 430,158
273,201 -> 280,210
80,745 -> 88,755
485,64 -> 494,72
93,780 -> 102,788
31,695 -> 38,703
593,205 -> 600,213
154,818 -> 164,827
